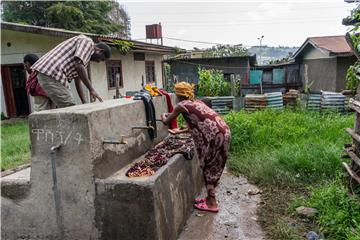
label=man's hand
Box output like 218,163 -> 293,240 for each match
90,90 -> 103,102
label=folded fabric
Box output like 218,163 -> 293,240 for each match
133,91 -> 157,139
26,72 -> 49,97
126,135 -> 194,177
158,89 -> 178,129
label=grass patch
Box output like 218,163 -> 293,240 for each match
224,109 -> 356,239
1,120 -> 30,170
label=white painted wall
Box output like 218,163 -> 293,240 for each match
1,29 -> 166,117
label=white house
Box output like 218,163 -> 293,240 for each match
1,22 -> 179,118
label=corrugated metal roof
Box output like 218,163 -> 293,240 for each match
293,35 -> 353,59
1,21 -> 182,54
309,36 -> 352,55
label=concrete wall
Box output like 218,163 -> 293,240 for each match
2,95 -> 202,239
1,29 -> 165,117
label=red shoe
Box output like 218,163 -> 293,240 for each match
194,202 -> 219,213
194,198 -> 206,204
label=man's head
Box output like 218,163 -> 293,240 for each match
91,42 -> 111,62
23,54 -> 39,74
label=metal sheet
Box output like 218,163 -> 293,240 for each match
250,70 -> 263,85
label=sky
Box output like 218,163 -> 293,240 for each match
121,0 -> 357,50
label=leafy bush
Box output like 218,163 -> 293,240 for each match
346,62 -> 360,91
305,180 -> 360,240
197,68 -> 230,97
224,109 -> 353,186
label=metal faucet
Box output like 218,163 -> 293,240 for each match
131,121 -> 155,130
103,135 -> 128,145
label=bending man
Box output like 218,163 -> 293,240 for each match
32,34 -> 111,108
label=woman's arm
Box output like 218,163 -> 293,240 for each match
161,104 -> 185,125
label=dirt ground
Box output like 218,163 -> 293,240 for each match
178,169 -> 266,240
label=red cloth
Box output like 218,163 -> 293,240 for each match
158,89 -> 178,129
26,72 -> 48,97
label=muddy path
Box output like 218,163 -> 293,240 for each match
178,169 -> 266,240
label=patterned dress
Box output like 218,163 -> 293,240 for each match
179,100 -> 231,186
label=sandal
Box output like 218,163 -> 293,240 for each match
194,198 -> 206,204
194,202 -> 219,213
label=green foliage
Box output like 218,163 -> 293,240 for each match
225,110 -> 356,239
1,121 -> 30,171
346,62 -> 360,91
225,110 -> 353,187
202,44 -> 248,58
304,180 -> 360,239
1,1 -> 129,36
112,40 -> 134,55
1,112 -> 7,120
197,68 -> 231,97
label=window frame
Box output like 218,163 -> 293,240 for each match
106,60 -> 124,90
145,61 -> 156,84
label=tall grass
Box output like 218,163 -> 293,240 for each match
1,121 -> 30,170
224,109 -> 353,187
224,109 -> 358,239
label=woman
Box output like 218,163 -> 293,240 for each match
161,82 -> 231,213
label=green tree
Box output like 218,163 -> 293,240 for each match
343,2 -> 360,91
202,44 -> 248,58
2,1 -> 130,37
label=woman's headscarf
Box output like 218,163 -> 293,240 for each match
174,82 -> 195,101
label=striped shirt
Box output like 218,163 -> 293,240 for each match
32,35 -> 94,87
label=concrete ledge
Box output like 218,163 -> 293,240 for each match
1,167 -> 31,200
95,153 -> 203,240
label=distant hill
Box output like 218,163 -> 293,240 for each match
248,46 -> 299,64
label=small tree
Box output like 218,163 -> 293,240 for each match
202,44 -> 248,58
197,68 -> 230,97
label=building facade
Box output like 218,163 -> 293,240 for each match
1,22 -> 178,118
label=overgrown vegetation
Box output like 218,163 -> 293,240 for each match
197,68 -> 230,97
224,109 -> 359,239
1,121 -> 30,171
346,63 -> 360,91
1,1 -> 130,37
202,44 -> 248,58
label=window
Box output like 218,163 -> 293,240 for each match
145,61 -> 155,83
106,60 -> 123,89
134,52 -> 145,61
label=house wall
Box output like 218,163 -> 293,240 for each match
302,46 -> 329,60
336,56 -> 356,91
1,29 -> 164,117
301,58 -> 337,92
169,58 -> 250,85
90,52 -> 163,100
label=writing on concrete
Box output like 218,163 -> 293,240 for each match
31,129 -> 85,145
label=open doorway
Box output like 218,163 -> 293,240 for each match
1,64 -> 30,118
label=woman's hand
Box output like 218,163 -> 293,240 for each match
161,113 -> 169,122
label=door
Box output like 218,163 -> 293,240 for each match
1,65 -> 30,117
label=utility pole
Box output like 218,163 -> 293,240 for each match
257,35 -> 264,94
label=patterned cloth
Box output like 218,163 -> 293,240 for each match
32,35 -> 94,87
25,72 -> 48,97
127,135 -> 195,177
179,99 -> 231,186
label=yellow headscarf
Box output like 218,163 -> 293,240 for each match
174,82 -> 195,101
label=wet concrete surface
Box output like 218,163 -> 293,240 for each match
178,169 -> 266,240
